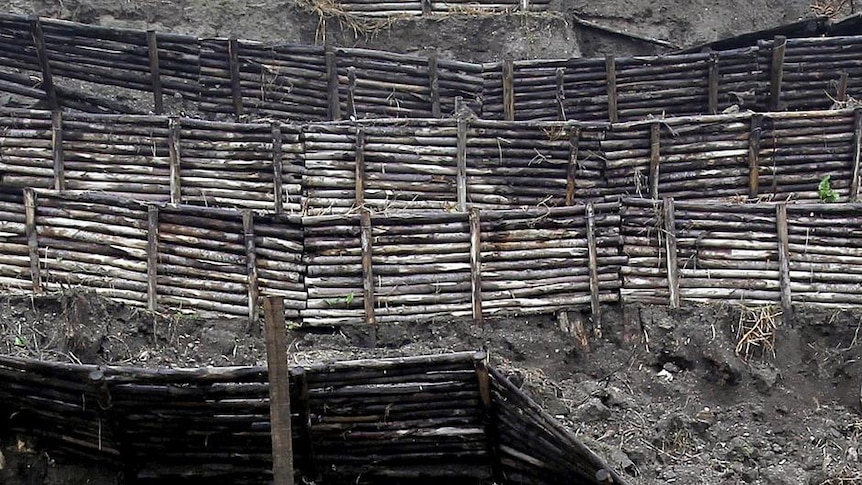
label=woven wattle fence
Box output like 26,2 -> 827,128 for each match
0,351 -> 628,484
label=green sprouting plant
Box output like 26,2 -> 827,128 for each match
13,336 -> 26,347
324,292 -> 356,307
818,175 -> 839,203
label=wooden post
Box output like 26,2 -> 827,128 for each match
469,208 -> 483,325
428,53 -> 441,118
708,53 -> 719,115
565,127 -> 580,205
851,109 -> 862,201
325,46 -> 341,121
228,37 -> 244,120
662,197 -> 680,309
649,122 -> 661,199
24,189 -> 41,293
555,67 -> 566,121
29,17 -> 58,111
838,72 -> 849,103
769,36 -> 787,111
473,352 -> 502,483
168,118 -> 182,204
421,0 -> 433,15
146,206 -> 159,312
347,67 -> 357,119
775,204 -> 793,326
51,110 -> 64,190
263,296 -> 295,485
272,123 -> 284,214
585,203 -> 602,325
520,0 -> 529,11
147,30 -> 164,115
502,58 -> 514,122
605,55 -> 618,123
354,128 -> 366,207
748,114 -> 764,199
456,118 -> 468,211
359,209 -> 376,324
244,210 -> 260,334
292,368 -> 317,477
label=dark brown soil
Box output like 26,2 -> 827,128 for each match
2,292 -> 862,484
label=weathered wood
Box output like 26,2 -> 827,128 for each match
360,210 -> 376,325
146,30 -> 164,115
708,54 -> 719,115
228,37 -> 244,120
555,67 -> 566,121
147,205 -> 159,311
662,197 -> 680,309
775,203 -> 793,326
565,128 -> 580,205
263,296 -> 294,485
469,208 -> 482,325
457,119 -> 468,211
769,36 -> 787,111
585,202 -> 602,323
503,59 -> 514,122
29,17 -> 58,111
852,109 -> 862,201
293,368 -> 317,476
748,114 -> 763,199
605,55 -> 618,123
347,67 -> 357,119
473,352 -> 501,483
168,118 -> 182,204
244,210 -> 260,333
326,46 -> 341,121
838,71 -> 849,103
272,123 -> 284,214
355,127 -> 366,206
428,53 -> 441,118
51,110 -> 64,191
421,0 -> 433,15
24,188 -> 41,293
649,122 -> 661,199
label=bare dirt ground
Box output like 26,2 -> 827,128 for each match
2,292 -> 862,485
4,1 -> 862,484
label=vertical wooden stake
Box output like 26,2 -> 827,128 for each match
585,203 -> 602,325
428,53 -> 441,118
272,123 -> 284,214
147,30 -> 164,115
29,17 -> 58,111
502,58 -> 514,122
838,72 -> 849,103
605,55 -> 618,123
354,128 -> 366,207
520,0 -> 530,11
347,67 -> 357,119
263,296 -> 295,485
555,67 -> 566,121
168,118 -> 182,204
228,37 -> 244,120
456,119 -> 468,211
51,110 -> 64,190
748,114 -> 764,199
769,36 -> 787,111
565,127 -> 581,205
473,352 -> 502,483
662,197 -> 680,309
775,204 -> 793,326
708,53 -> 719,115
421,0 -> 433,15
24,189 -> 41,294
469,208 -> 483,325
146,206 -> 159,312
325,46 -> 341,121
851,109 -> 862,201
649,122 -> 661,199
244,210 -> 260,334
359,209 -> 376,324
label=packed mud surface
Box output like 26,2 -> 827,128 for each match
2,292 -> 862,484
